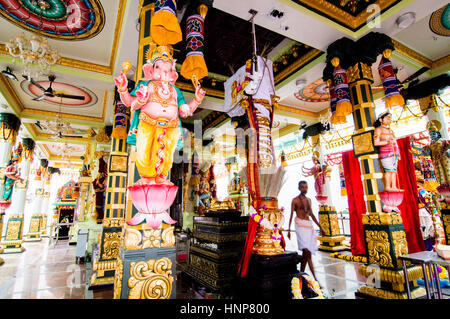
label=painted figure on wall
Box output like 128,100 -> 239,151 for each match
2,154 -> 22,202
114,46 -> 205,185
374,111 -> 401,192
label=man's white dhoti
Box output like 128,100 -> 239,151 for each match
295,217 -> 318,254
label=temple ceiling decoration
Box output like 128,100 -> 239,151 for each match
291,0 -> 401,31
0,0 -> 105,41
20,80 -> 98,107
429,4 -> 450,37
174,6 -> 320,99
295,78 -> 330,102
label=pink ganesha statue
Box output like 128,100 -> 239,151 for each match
114,46 -> 205,228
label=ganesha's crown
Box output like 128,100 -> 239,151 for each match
146,45 -> 174,65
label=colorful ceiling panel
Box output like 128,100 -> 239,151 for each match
0,0 -> 105,40
295,78 -> 330,102
20,80 -> 98,107
429,4 -> 450,37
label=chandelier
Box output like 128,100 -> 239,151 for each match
56,142 -> 76,168
37,99 -> 75,140
4,32 -> 60,78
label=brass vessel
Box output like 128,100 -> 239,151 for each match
252,198 -> 285,255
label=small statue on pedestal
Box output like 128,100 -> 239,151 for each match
302,151 -> 330,204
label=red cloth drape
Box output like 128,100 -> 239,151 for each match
342,150 -> 367,255
396,137 -> 425,253
342,138 -> 425,256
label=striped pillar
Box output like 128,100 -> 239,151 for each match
90,102 -> 129,288
346,61 -> 426,299
26,159 -> 47,241
347,63 -> 383,214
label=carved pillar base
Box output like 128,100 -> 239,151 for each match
113,224 -> 176,299
440,202 -> 450,245
318,206 -> 347,252
26,214 -> 42,242
1,214 -> 25,253
89,221 -> 123,288
40,215 -> 48,237
356,212 -> 426,299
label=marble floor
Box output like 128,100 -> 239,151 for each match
0,236 -> 446,299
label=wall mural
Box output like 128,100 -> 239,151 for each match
20,80 -> 98,107
0,0 -> 105,40
294,78 -> 330,102
429,4 -> 450,37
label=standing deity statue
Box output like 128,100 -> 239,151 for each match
302,151 -> 329,197
114,46 -> 205,185
374,111 -> 402,192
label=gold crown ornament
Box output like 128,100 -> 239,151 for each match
426,120 -> 442,133
146,45 -> 174,66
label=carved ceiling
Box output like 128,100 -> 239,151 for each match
173,6 -> 318,97
291,0 -> 402,31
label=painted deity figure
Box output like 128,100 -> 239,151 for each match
302,153 -> 328,196
114,46 -> 205,185
412,120 -> 450,189
374,111 -> 401,192
2,155 -> 22,202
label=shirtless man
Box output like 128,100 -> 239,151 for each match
287,181 -> 324,281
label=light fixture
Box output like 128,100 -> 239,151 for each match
37,98 -> 75,140
396,12 -> 416,29
1,67 -> 18,81
296,79 -> 307,89
4,32 -> 60,78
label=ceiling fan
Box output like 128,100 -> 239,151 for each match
23,75 -> 85,101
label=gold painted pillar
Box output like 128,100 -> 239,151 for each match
344,56 -> 425,299
114,0 -> 178,299
90,101 -> 130,288
26,159 -> 47,241
1,138 -> 35,252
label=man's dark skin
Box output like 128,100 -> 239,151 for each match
287,182 -> 324,281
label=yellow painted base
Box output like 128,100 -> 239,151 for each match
25,233 -> 42,242
318,245 -> 348,251
1,246 -> 25,254
0,257 -> 4,266
357,286 -> 426,299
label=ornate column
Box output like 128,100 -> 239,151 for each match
26,159 -> 48,241
1,138 -> 35,252
90,101 -> 130,288
40,188 -> 50,237
324,33 -> 425,299
113,0 -> 179,299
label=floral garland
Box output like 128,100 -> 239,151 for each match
330,252 -> 367,263
291,274 -> 324,299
